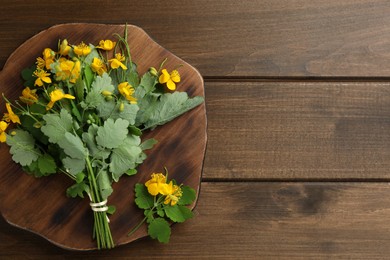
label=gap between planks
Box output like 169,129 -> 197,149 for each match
201,178 -> 390,183
203,76 -> 390,83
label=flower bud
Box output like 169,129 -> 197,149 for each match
33,122 -> 42,128
105,96 -> 113,101
149,67 -> 158,77
87,114 -> 95,123
119,102 -> 125,112
101,90 -> 112,97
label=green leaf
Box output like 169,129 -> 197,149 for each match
21,65 -> 36,87
148,218 -> 171,243
96,118 -> 129,149
74,77 -> 86,101
140,138 -> 158,150
97,170 -> 113,200
178,185 -> 196,205
82,73 -> 115,109
66,182 -> 89,198
126,62 -> 140,88
84,46 -> 99,64
128,125 -> 142,136
84,65 -> 94,89
6,130 -> 41,166
37,153 -> 57,175
139,72 -> 157,93
58,132 -> 87,159
75,172 -> 86,183
134,184 -> 154,209
19,114 -> 48,145
97,99 -> 139,125
143,92 -> 204,130
157,204 -> 165,217
107,205 -> 116,215
41,109 -> 73,144
144,209 -> 154,224
117,103 -> 139,125
109,136 -> 143,180
164,205 -> 194,223
92,73 -> 115,93
135,93 -> 157,126
62,157 -> 85,176
82,124 -> 111,160
125,168 -> 137,176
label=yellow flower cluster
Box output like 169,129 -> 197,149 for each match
1,37 -> 190,143
145,173 -> 182,206
1,103 -> 20,143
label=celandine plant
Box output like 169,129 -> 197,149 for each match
129,168 -> 196,243
0,27 -> 203,249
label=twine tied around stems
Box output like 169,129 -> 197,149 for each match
90,200 -> 108,212
88,193 -> 110,223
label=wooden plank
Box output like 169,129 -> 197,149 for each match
203,81 -> 390,180
1,182 -> 390,258
1,1 -> 390,77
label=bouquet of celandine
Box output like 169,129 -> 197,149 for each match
0,27 -> 203,249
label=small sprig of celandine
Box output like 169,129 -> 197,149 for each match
129,168 -> 196,243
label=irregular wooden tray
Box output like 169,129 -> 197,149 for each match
0,23 -> 207,250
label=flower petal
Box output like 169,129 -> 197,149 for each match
170,70 -> 181,83
166,79 -> 176,91
159,69 -> 170,84
0,132 -> 6,143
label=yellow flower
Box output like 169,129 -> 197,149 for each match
145,173 -> 169,196
59,39 -> 71,56
36,57 -> 45,69
42,48 -> 55,70
159,69 -> 180,91
164,181 -> 182,206
34,69 -> 52,87
97,40 -> 116,51
0,121 -> 8,143
46,89 -> 75,110
118,82 -> 137,104
20,87 -> 38,105
55,58 -> 81,83
73,42 -> 91,56
91,57 -> 107,76
3,103 -> 21,124
109,53 -> 127,70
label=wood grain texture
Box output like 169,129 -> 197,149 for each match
0,24 -> 206,250
1,1 -> 390,77
2,182 -> 390,259
1,1 -> 390,258
204,81 -> 390,180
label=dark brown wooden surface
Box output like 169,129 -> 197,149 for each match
1,0 -> 390,258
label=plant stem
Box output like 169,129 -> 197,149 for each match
86,156 -> 114,249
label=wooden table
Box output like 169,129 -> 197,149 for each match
1,1 -> 390,259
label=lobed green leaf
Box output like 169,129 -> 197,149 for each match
58,132 -> 87,159
178,185 -> 197,205
164,204 -> 194,223
148,218 -> 171,243
41,109 -> 73,144
96,118 -> 129,149
134,184 -> 154,209
6,129 -> 41,166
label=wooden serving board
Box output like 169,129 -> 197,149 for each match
0,23 -> 207,250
